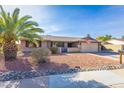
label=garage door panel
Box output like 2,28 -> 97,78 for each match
81,43 -> 98,52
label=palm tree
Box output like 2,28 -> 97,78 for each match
0,6 -> 44,61
96,35 -> 112,42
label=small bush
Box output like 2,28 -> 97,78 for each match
31,48 -> 51,64
50,47 -> 58,54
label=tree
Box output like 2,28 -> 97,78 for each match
121,36 -> 124,39
96,35 -> 112,42
0,6 -> 44,61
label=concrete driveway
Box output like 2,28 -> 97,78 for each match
91,52 -> 124,62
1,69 -> 124,88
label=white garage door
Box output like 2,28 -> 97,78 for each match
81,43 -> 98,52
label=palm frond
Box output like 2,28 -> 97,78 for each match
24,28 -> 44,33
12,8 -> 20,23
0,6 -> 44,44
7,12 -> 13,29
19,32 -> 41,39
15,15 -> 32,30
0,17 -> 6,32
18,21 -> 39,31
0,25 -> 4,32
0,6 -> 9,27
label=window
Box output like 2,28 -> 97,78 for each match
50,42 -> 64,47
56,42 -> 64,47
68,43 -> 74,47
25,40 -> 37,48
68,42 -> 77,47
51,42 -> 53,47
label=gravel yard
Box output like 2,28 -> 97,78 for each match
49,53 -> 119,68
0,53 -> 121,81
0,53 -> 120,72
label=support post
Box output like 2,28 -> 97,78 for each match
120,51 -> 123,64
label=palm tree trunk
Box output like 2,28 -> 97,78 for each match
3,40 -> 17,61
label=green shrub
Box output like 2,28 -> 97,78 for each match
49,47 -> 58,54
31,48 -> 51,64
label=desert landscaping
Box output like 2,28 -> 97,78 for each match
0,53 -> 120,72
0,52 -> 122,81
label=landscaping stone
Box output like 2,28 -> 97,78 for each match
0,64 -> 123,81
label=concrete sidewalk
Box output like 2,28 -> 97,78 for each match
1,69 -> 124,88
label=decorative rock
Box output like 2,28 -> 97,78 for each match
0,64 -> 123,81
75,66 -> 81,69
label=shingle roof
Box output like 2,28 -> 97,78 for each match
114,39 -> 124,42
81,36 -> 100,43
41,35 -> 99,43
107,39 -> 124,45
41,35 -> 81,42
21,35 -> 99,43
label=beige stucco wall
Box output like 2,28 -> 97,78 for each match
20,40 -> 48,51
80,43 -> 99,52
42,41 -> 48,48
47,41 -> 51,48
20,40 -> 100,53
64,42 -> 68,48
67,47 -> 80,53
103,44 -> 123,52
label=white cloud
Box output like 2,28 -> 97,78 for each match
42,25 -> 60,34
3,5 -> 49,23
2,5 -> 61,34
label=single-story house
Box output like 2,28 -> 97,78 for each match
102,39 -> 124,52
19,35 -> 101,53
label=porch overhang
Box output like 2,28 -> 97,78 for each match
107,39 -> 124,45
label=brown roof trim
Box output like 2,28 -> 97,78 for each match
20,35 -> 100,43
81,41 -> 100,43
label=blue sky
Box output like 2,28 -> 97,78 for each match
3,5 -> 124,38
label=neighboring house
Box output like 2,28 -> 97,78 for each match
19,35 -> 101,53
102,39 -> 124,52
